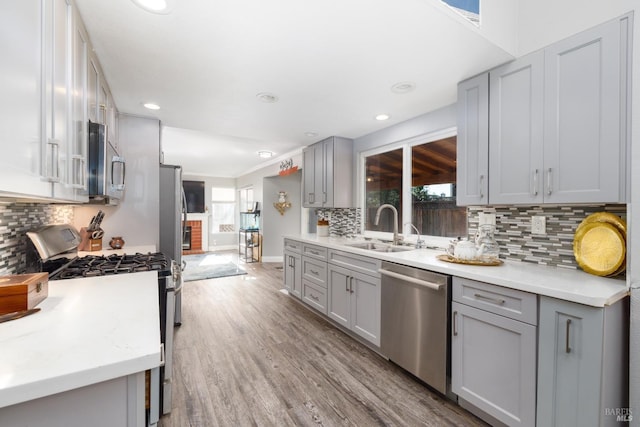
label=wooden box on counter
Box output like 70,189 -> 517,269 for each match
0,273 -> 48,315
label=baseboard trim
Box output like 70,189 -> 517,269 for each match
262,256 -> 284,263
207,245 -> 236,252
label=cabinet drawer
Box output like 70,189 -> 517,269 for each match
328,249 -> 381,278
284,239 -> 302,254
453,277 -> 537,325
302,243 -> 327,261
302,280 -> 327,315
302,257 -> 327,288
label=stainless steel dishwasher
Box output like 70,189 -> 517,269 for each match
380,261 -> 451,394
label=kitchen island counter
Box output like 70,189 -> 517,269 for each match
0,271 -> 161,410
285,234 -> 628,307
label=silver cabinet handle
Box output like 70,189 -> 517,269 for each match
310,269 -> 318,275
309,193 -> 315,204
310,293 -> 319,302
70,155 -> 86,188
547,168 -> 553,195
45,138 -> 61,182
532,169 -> 539,196
309,250 -> 320,255
453,311 -> 458,336
159,343 -> 166,367
323,192 -> 327,204
479,174 -> 485,199
566,319 -> 572,353
349,276 -> 354,294
345,275 -> 349,292
474,293 -> 506,305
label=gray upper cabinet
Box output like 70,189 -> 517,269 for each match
458,14 -> 631,206
302,136 -> 353,208
456,74 -> 489,206
543,15 -> 630,204
489,51 -> 544,205
537,296 -> 628,427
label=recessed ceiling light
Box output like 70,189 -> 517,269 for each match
131,0 -> 171,13
257,150 -> 274,158
391,81 -> 416,94
143,102 -> 161,110
304,131 -> 318,138
256,92 -> 279,103
375,114 -> 391,121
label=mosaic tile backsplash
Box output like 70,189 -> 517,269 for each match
467,204 -> 627,272
317,208 -> 361,237
0,202 -> 74,274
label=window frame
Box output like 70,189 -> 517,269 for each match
358,127 -> 459,248
211,187 -> 236,234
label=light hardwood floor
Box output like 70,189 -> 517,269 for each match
160,256 -> 486,427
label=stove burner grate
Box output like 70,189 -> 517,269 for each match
47,252 -> 170,280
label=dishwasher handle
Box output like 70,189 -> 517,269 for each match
378,269 -> 444,291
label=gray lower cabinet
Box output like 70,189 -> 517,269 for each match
537,296 -> 629,427
327,262 -> 381,346
451,277 -> 537,427
283,250 -> 302,299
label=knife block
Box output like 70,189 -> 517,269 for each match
78,227 -> 103,251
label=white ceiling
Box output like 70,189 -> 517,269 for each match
74,0 -> 514,177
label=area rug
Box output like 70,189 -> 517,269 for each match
182,253 -> 246,282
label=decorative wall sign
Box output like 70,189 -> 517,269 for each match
278,158 -> 298,176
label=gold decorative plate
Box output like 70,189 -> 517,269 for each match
573,222 -> 626,276
436,254 -> 503,266
575,212 -> 627,240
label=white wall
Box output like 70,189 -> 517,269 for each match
516,0 -> 639,413
73,114 -> 160,248
263,171 -> 302,260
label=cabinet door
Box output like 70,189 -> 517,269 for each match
87,56 -> 99,123
302,146 -> 318,207
68,10 -> 89,200
543,16 -> 629,203
46,0 -> 77,201
456,74 -> 489,205
284,252 -> 302,299
350,271 -> 380,346
537,297 -> 605,427
489,51 -> 544,205
327,264 -> 350,329
321,138 -> 333,206
452,302 -> 536,427
0,1 -> 52,198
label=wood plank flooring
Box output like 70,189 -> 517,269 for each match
160,257 -> 487,427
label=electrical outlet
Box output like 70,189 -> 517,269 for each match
531,216 -> 546,235
479,213 -> 496,226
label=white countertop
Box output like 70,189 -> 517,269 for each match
285,234 -> 629,307
0,271 -> 161,408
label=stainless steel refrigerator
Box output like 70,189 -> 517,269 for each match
159,164 -> 186,325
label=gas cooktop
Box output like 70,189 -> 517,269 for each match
46,252 -> 170,280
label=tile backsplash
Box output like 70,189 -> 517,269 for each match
467,204 -> 627,272
0,202 -> 74,274
317,208 -> 361,236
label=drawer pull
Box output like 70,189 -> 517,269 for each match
566,319 -> 572,353
474,293 -> 505,305
309,250 -> 320,255
349,276 -> 354,294
310,269 -> 318,275
310,294 -> 319,302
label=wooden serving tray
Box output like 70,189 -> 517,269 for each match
436,254 -> 503,266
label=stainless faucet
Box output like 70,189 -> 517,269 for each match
405,222 -> 425,249
374,204 -> 401,245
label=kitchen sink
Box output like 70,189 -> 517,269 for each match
345,242 -> 415,253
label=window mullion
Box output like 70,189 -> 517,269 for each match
402,144 -> 412,236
